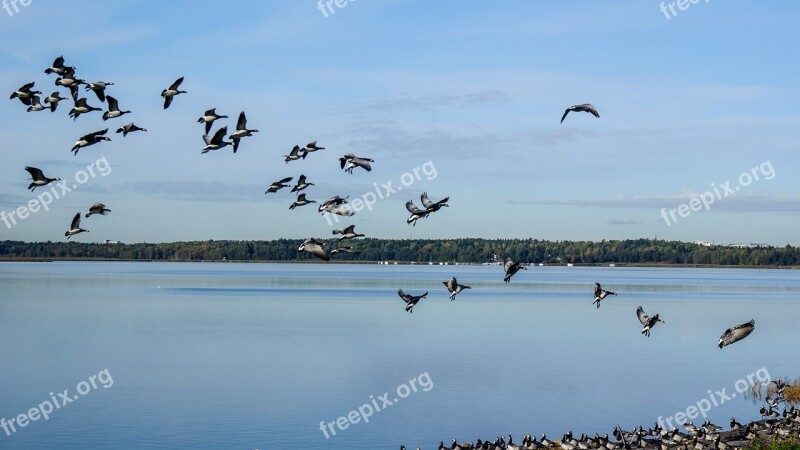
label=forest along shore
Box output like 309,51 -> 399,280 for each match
1,238 -> 799,266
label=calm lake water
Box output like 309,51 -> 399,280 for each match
0,262 -> 798,449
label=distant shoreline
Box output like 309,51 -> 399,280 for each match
0,257 -> 797,269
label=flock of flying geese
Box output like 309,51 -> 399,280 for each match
11,55 -> 599,251
11,55 -> 458,243
10,56 -> 782,449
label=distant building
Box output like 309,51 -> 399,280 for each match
105,240 -> 120,245
693,240 -> 713,247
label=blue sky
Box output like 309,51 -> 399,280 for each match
1,0 -> 798,245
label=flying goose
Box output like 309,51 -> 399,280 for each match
298,238 -> 329,261
443,277 -> 471,301
332,224 -> 365,241
44,91 -> 68,112
345,157 -> 374,174
266,176 -> 293,193
339,153 -> 356,169
85,81 -> 114,103
289,193 -> 316,210
718,320 -> 755,349
68,97 -> 102,120
25,166 -> 61,191
197,108 -> 228,134
421,192 -> 449,213
637,306 -> 665,337
10,82 -> 41,105
55,68 -> 86,99
116,123 -> 147,137
229,111 -> 258,153
284,145 -> 305,163
291,174 -> 314,193
503,258 -> 526,283
85,203 -> 111,218
331,246 -> 360,255
266,177 -> 294,194
26,94 -> 46,112
201,127 -> 233,153
561,104 -> 600,123
318,195 -> 354,216
301,141 -> 325,156
398,289 -> 428,313
405,200 -> 429,226
72,129 -> 111,155
44,56 -> 75,76
593,282 -> 617,309
65,213 -> 89,240
102,96 -> 130,120
161,77 -> 186,109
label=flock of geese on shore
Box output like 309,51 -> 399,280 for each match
400,396 -> 800,449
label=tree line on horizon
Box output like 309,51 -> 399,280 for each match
1,238 -> 798,266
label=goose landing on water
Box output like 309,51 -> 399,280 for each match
85,203 -> 111,218
161,77 -> 186,109
443,277 -> 471,301
397,289 -> 427,314
637,306 -> 665,337
561,104 -> 600,123
65,213 -> 89,240
718,319 -> 755,349
25,166 -> 61,191
503,258 -> 526,283
593,282 -> 617,309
